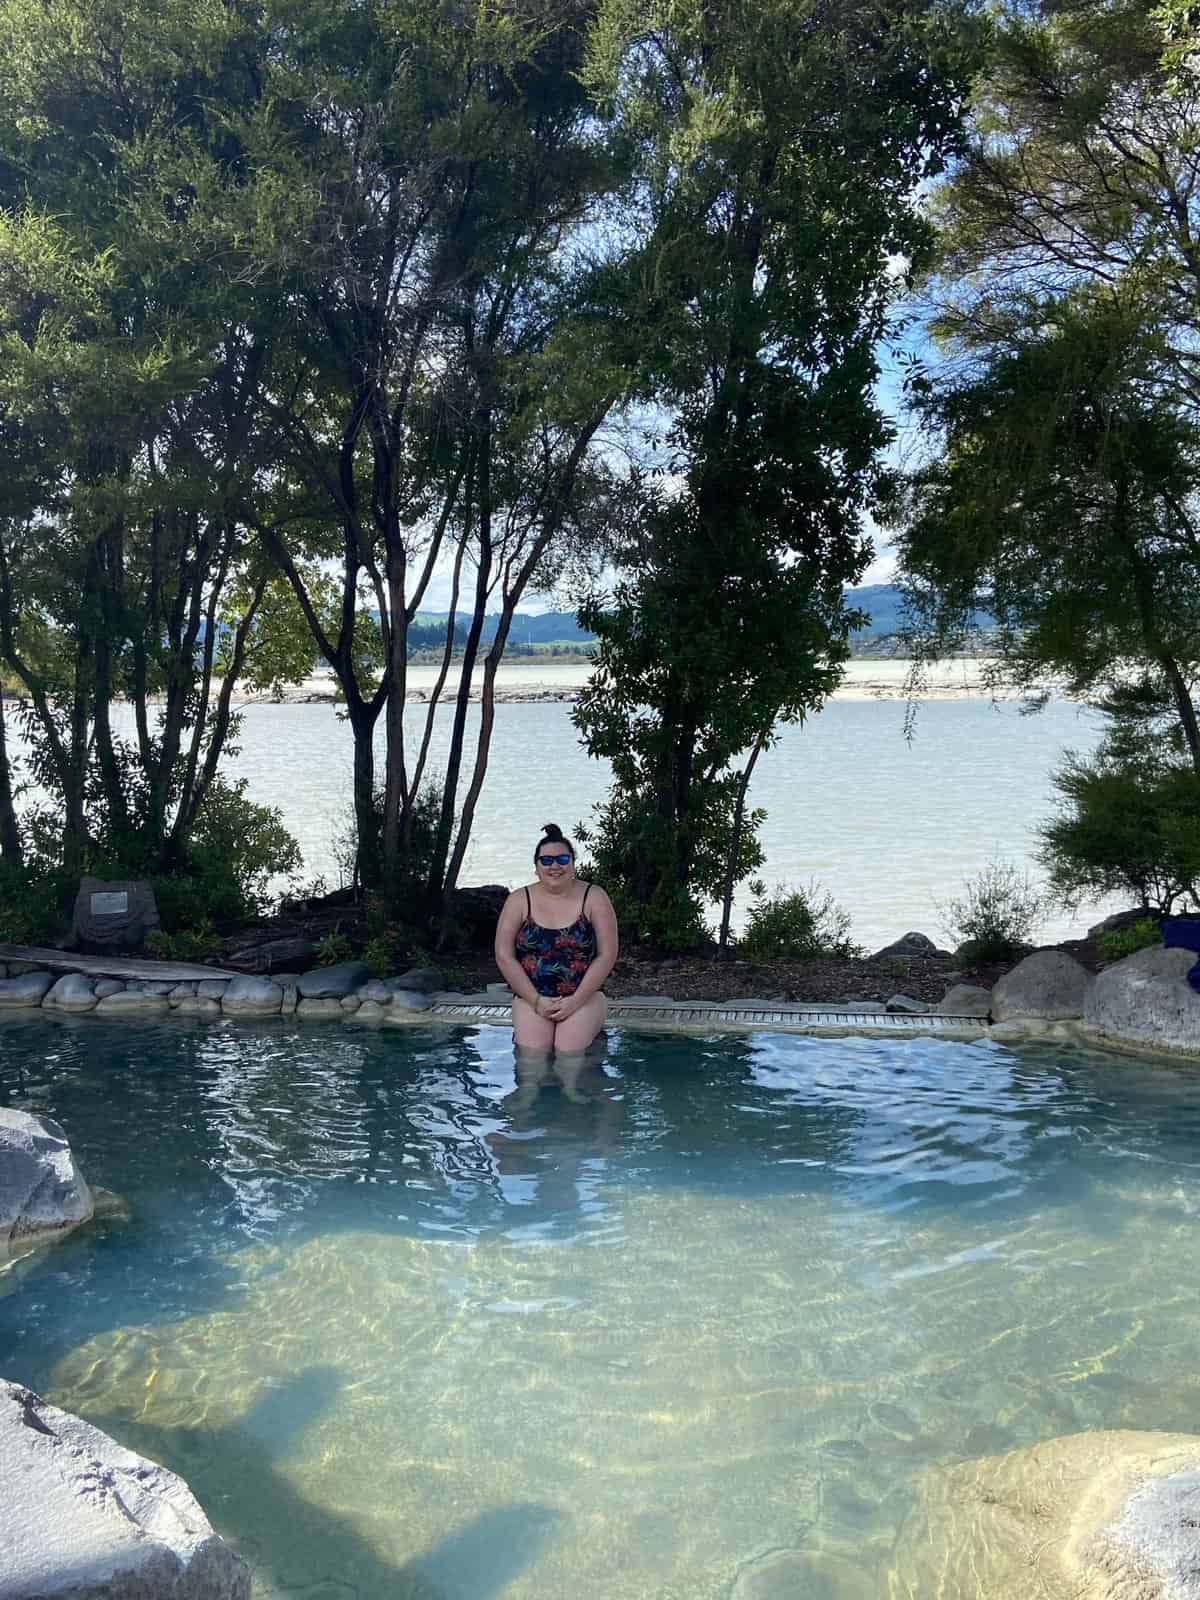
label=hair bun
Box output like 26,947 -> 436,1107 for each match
541,822 -> 564,841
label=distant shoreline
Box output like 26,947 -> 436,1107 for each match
0,657 -> 1027,710
228,658 -> 1018,707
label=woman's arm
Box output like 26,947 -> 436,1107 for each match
544,887 -> 619,1018
494,889 -> 550,1011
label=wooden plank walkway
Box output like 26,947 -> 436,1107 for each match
0,943 -> 230,982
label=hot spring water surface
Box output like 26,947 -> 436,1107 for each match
2,1013 -> 1199,1598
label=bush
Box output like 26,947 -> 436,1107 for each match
940,861 -> 1045,964
740,881 -> 862,961
0,859 -> 75,945
317,932 -> 355,966
333,781 -> 448,906
362,933 -> 398,978
144,921 -> 218,963
1042,743 -> 1200,917
1097,917 -> 1162,963
576,777 -> 765,954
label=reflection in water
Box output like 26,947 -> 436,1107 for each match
3,1016 -> 1200,1598
486,1039 -> 625,1225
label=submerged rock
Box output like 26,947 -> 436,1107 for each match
0,1380 -> 250,1599
991,950 -> 1093,1021
1084,946 -> 1200,1056
891,1428 -> 1200,1599
0,1108 -> 93,1250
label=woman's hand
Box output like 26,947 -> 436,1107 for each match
541,995 -> 578,1022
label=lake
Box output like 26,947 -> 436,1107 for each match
3,662 -> 1111,948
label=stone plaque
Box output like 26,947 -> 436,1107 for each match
89,892 -> 129,917
70,877 -> 160,951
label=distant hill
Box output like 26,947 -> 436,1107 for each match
412,610 -> 593,646
412,585 -> 987,652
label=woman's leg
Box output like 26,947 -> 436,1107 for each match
552,992 -> 607,1053
512,996 -> 556,1051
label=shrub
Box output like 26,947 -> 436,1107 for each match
940,861 -> 1045,964
362,933 -> 398,978
740,881 -> 862,961
144,921 -> 217,963
0,859 -> 75,945
317,932 -> 354,966
1042,744 -> 1200,917
1097,917 -> 1162,964
333,781 -> 448,906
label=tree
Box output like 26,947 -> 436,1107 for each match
573,0 -> 980,948
929,0 -> 1200,423
237,0 -> 627,918
0,0 -> 310,902
897,293 -> 1200,769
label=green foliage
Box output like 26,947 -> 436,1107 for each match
316,933 -> 354,967
576,777 -> 764,952
334,780 -> 449,919
1042,723 -> 1200,917
574,0 -> 978,938
143,922 -> 216,963
741,882 -> 862,963
361,933 -> 399,979
940,861 -> 1045,964
1097,918 -> 1163,963
0,859 -> 74,944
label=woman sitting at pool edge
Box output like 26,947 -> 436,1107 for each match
494,823 -> 618,1053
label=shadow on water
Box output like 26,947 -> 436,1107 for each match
77,1366 -> 564,1600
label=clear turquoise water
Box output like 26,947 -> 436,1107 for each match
3,1013 -> 1200,1598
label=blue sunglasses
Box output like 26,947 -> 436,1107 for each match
537,853 -> 572,866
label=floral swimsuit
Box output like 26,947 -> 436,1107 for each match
515,884 -> 598,998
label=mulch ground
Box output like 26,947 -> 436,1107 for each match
447,941 -> 1101,1006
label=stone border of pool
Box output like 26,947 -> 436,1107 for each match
0,942 -> 1197,1060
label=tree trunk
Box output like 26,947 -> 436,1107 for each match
717,728 -> 769,951
0,691 -> 21,863
425,411 -> 493,916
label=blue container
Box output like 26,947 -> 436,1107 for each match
1163,917 -> 1200,953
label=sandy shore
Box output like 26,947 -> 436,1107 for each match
232,657 -> 1016,706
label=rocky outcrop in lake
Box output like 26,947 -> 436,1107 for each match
0,1380 -> 250,1598
0,1108 -> 93,1253
891,1428 -> 1200,1599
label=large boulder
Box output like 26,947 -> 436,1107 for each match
939,983 -> 993,1016
0,1380 -> 250,1599
872,931 -> 941,960
1084,946 -> 1200,1056
42,974 -> 98,1013
445,884 -> 509,946
219,976 -> 283,1018
69,875 -> 160,950
224,936 -> 317,975
389,968 -> 442,995
0,1109 -> 93,1250
891,1429 -> 1200,1599
0,971 -> 53,1008
296,961 -> 369,1000
991,950 -> 1093,1021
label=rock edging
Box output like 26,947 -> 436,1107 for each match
2,946 -> 1200,1060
